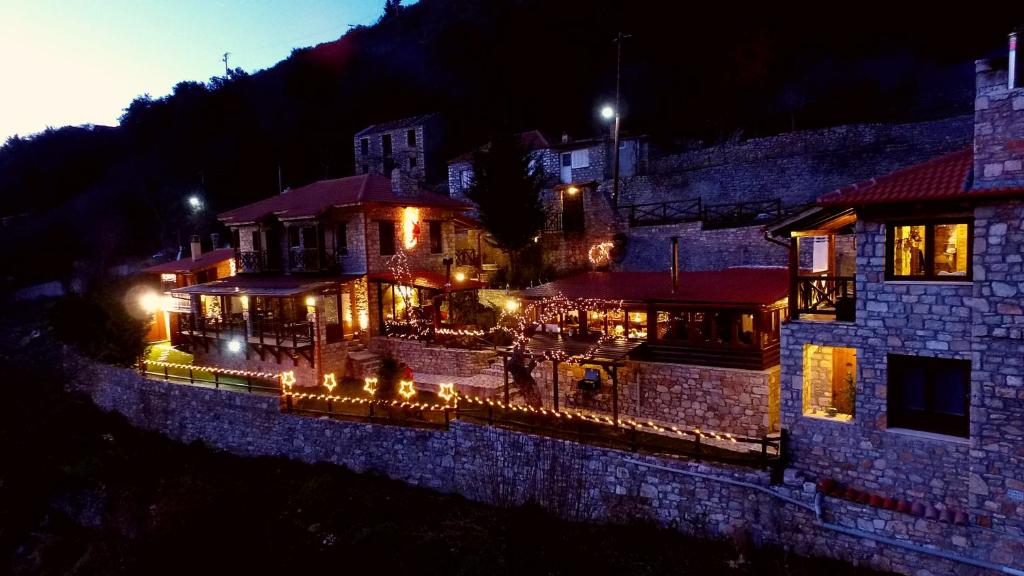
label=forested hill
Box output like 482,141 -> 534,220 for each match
0,0 -> 1013,287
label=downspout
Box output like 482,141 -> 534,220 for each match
623,459 -> 1024,576
764,230 -> 789,249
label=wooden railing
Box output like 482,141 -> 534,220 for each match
795,275 -> 856,320
455,248 -> 481,267
235,249 -> 274,273
543,210 -> 563,232
179,313 -> 314,348
702,198 -> 782,229
628,198 -> 702,227
288,247 -> 339,273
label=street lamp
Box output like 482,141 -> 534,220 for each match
188,195 -> 202,210
600,105 -> 615,120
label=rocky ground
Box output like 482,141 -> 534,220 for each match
0,302 -> 892,575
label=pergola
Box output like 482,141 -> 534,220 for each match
496,333 -> 644,426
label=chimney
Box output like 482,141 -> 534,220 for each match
561,132 -> 571,144
210,232 -> 220,249
972,31 -> 1024,190
190,235 -> 202,262
670,237 -> 679,293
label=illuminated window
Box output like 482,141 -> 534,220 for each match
802,345 -> 857,420
887,222 -> 971,280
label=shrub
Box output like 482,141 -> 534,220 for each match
51,287 -> 148,366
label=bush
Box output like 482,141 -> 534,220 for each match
51,287 -> 149,366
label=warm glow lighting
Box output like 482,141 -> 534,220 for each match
504,299 -> 520,312
305,296 -> 316,307
160,273 -> 176,283
600,105 -> 615,120
323,373 -> 337,393
363,377 -> 378,395
281,371 -> 296,390
228,258 -> 237,276
588,241 -> 614,267
454,271 -> 466,282
398,380 -> 417,400
227,339 -> 242,353
358,311 -> 369,330
437,383 -> 455,402
139,291 -> 161,315
240,295 -> 249,307
566,185 -> 579,195
402,206 -> 420,249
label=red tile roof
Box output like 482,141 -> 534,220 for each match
142,248 -> 235,274
172,273 -> 360,297
818,148 -> 1024,206
519,268 -> 788,306
368,269 -> 486,291
218,174 -> 470,224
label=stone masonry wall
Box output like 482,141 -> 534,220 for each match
617,221 -> 788,272
68,357 -> 1024,575
368,337 -> 496,377
973,62 -> 1024,189
531,360 -> 779,438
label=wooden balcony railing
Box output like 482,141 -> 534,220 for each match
455,248 -> 481,268
543,210 -> 563,232
795,275 -> 855,321
235,249 -> 273,273
178,313 -> 314,348
628,198 -> 702,227
702,198 -> 782,230
288,247 -> 339,273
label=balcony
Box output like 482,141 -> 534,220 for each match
178,313 -> 314,349
235,249 -> 281,274
795,275 -> 855,321
288,247 -> 341,273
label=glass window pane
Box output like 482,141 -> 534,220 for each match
933,223 -> 968,276
933,369 -> 967,416
892,225 -> 927,276
627,310 -> 647,339
899,364 -> 927,411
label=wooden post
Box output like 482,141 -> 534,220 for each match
611,364 -> 619,427
788,236 -> 799,320
552,361 -> 559,412
503,356 -> 510,406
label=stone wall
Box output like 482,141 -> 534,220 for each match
973,61 -> 1024,189
530,360 -> 779,438
363,205 -> 457,275
368,337 -> 496,377
617,221 -> 787,272
68,358 -> 1024,575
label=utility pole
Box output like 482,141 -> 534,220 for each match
611,32 -> 630,209
222,52 -> 231,76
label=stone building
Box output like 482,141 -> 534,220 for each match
354,114 -> 442,183
170,170 -> 484,388
773,51 -> 1024,554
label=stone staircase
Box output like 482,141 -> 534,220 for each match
347,343 -> 381,380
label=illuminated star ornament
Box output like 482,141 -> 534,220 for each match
363,377 -> 378,395
588,241 -> 614,267
437,382 -> 455,402
398,380 -> 417,400
323,373 -> 337,393
280,371 -> 296,391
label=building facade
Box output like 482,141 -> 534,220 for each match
354,114 -> 442,183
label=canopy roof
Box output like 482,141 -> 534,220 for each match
142,248 -> 235,275
519,268 -> 788,307
218,174 -> 469,225
172,274 -> 359,297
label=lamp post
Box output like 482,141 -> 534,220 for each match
605,32 -> 629,210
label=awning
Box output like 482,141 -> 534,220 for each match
142,248 -> 235,274
172,274 -> 361,297
368,269 -> 485,291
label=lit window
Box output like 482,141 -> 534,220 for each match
802,345 -> 857,420
887,222 -> 971,280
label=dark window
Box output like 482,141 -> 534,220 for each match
361,164 -> 369,174
301,227 -> 318,249
250,230 -> 261,252
288,226 -> 300,248
360,138 -> 369,156
407,129 -> 416,147
409,156 -> 417,169
378,221 -> 396,256
382,134 -> 392,157
336,222 -> 348,256
231,228 -> 240,250
886,221 -> 972,281
888,354 -> 970,437
383,157 -> 395,176
429,221 -> 442,254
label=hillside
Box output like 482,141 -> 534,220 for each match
0,0 -> 1014,287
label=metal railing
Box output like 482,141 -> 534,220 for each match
235,249 -> 271,273
702,198 -> 782,229
628,198 -> 702,227
543,210 -> 563,232
138,359 -> 280,394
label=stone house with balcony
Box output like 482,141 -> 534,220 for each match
771,52 -> 1024,557
169,170 -> 482,389
354,113 -> 442,183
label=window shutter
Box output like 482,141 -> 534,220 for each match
570,149 -> 589,168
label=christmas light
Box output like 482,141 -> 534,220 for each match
144,360 -> 278,380
437,382 -> 455,402
305,296 -> 316,307
363,377 -> 378,395
281,371 -> 296,391
398,379 -> 416,400
588,241 -> 614,266
454,271 -> 466,282
227,339 -> 243,353
323,373 -> 337,393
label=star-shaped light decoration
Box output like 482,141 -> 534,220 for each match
398,379 -> 416,400
363,377 -> 378,396
280,371 -> 296,392
323,373 -> 337,394
437,382 -> 455,402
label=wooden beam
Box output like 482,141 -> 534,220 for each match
552,361 -> 559,412
788,236 -> 799,321
611,365 -> 619,428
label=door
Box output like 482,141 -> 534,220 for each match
618,140 -> 637,178
560,152 -> 572,183
562,188 -> 584,233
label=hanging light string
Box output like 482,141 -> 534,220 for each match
143,360 -> 279,380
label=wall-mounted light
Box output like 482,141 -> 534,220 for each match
139,291 -> 161,315
566,186 -> 579,195
305,296 -> 316,307
454,271 -> 466,282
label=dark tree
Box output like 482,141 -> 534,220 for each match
465,133 -> 545,278
382,0 -> 403,20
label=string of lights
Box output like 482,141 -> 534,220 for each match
144,360 -> 279,380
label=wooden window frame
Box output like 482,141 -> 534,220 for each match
884,220 -> 973,281
887,354 -> 970,437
